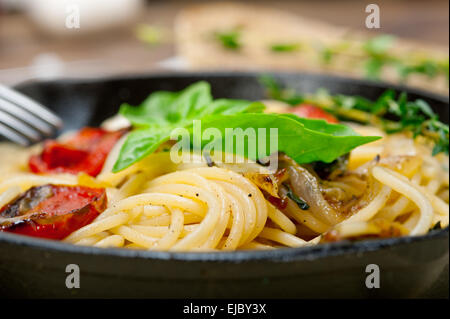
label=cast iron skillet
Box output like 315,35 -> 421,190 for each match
0,72 -> 448,298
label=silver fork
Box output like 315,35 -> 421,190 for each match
0,84 -> 63,146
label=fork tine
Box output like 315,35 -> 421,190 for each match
0,84 -> 63,129
0,122 -> 31,146
0,110 -> 41,142
0,98 -> 54,136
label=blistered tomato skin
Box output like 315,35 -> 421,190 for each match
29,127 -> 125,177
289,104 -> 338,123
0,185 -> 107,240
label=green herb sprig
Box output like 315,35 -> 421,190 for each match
211,28 -> 448,83
214,29 -> 242,50
270,43 -> 301,53
284,183 -> 309,210
361,35 -> 449,82
260,75 -> 449,156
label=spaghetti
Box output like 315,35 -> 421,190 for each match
0,91 -> 448,251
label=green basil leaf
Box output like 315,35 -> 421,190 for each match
201,100 -> 265,116
119,91 -> 179,127
197,113 -> 380,164
119,81 -> 212,127
112,128 -> 171,172
113,81 -> 382,172
114,85 -> 266,171
168,81 -> 212,121
279,114 -> 360,137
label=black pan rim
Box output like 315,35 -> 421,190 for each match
13,70 -> 450,104
2,71 -> 449,263
0,228 -> 447,262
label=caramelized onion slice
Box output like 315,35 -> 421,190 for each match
287,166 -> 341,225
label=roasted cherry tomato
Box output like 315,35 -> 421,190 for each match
29,127 -> 125,177
289,104 -> 338,123
0,185 -> 106,240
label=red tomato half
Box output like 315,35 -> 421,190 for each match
0,185 -> 106,240
289,104 -> 338,123
29,127 -> 124,177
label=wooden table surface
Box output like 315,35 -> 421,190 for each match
0,0 -> 448,85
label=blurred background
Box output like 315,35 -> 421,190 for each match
0,0 -> 448,93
